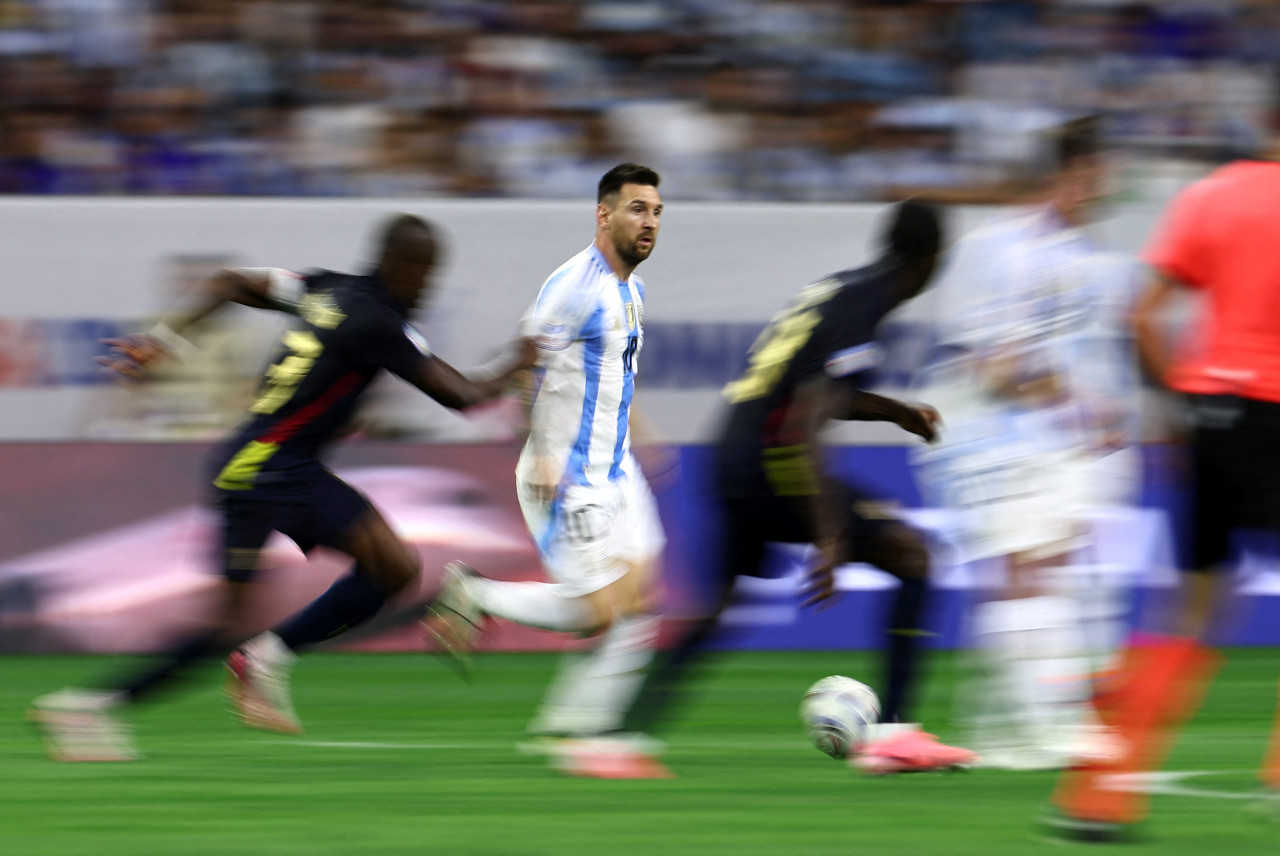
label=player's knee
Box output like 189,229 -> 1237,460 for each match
367,540 -> 420,595
876,527 -> 930,580
390,542 -> 421,590
579,598 -> 615,636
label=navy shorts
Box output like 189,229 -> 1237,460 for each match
719,479 -> 900,583
214,466 -> 373,583
1188,395 -> 1280,571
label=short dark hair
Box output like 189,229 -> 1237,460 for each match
597,163 -> 660,203
1054,115 -> 1103,168
881,199 -> 943,264
379,213 -> 436,255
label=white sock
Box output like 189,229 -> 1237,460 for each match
470,579 -> 596,632
970,594 -> 1092,752
246,631 -> 297,671
529,614 -> 659,736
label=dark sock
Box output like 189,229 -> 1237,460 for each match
622,579 -> 736,736
274,570 -> 390,651
882,576 -> 929,723
620,613 -> 719,736
114,630 -> 231,704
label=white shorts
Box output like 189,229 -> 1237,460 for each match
517,469 -> 666,597
921,444 -> 1089,564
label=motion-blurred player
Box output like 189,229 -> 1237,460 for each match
913,118 -> 1136,770
1048,119 -> 1280,842
30,214 -> 535,760
620,199 -> 976,775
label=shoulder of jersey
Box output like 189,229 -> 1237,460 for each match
545,248 -> 610,294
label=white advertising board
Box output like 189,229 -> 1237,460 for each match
0,198 -> 1165,442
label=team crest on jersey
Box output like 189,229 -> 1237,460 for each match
625,302 -> 636,331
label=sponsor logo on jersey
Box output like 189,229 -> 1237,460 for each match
537,322 -> 573,352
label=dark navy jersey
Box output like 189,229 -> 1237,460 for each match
209,268 -> 432,491
717,259 -> 901,497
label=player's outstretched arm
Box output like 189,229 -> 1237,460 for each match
1130,269 -> 1184,390
410,337 -> 537,410
834,389 -> 941,443
97,269 -> 279,381
771,375 -> 846,609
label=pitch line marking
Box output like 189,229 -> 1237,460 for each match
263,738 -> 814,751
270,740 -> 493,750
1101,771 -> 1258,800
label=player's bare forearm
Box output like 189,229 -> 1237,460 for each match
98,269 -> 273,381
803,482 -> 846,609
1131,270 -> 1183,389
163,269 -> 274,335
836,391 -> 941,442
835,390 -> 910,421
415,337 -> 537,410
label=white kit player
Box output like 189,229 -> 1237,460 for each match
913,119 -> 1137,770
426,163 -> 670,779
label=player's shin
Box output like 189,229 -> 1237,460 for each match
969,593 -> 1102,767
529,613 -> 660,738
882,576 -> 930,723
274,568 -> 391,650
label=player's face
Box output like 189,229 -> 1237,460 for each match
1056,154 -> 1107,225
386,235 -> 439,308
600,183 -> 662,269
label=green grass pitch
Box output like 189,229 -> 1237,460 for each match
1,649 -> 1277,855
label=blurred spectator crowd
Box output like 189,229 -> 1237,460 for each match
0,0 -> 1276,202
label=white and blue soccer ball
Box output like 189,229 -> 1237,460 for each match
800,675 -> 880,760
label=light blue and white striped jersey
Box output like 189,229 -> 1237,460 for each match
518,244 -> 646,490
915,207 -> 1139,464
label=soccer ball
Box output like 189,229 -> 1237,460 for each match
800,675 -> 880,760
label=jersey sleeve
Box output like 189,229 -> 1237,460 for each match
233,267 -> 307,313
338,298 -> 434,381
1143,177 -> 1214,289
520,268 -> 598,351
810,289 -> 881,383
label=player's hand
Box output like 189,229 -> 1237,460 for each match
801,537 -> 844,610
525,455 -> 562,505
95,334 -> 169,381
512,336 -> 539,371
898,403 -> 942,443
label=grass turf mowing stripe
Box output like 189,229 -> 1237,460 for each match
1,649 -> 1277,856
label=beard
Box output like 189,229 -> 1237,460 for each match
615,234 -> 654,270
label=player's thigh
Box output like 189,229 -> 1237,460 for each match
287,471 -> 417,590
535,478 -> 665,607
940,447 -> 1084,563
215,492 -> 281,583
720,494 -> 801,578
612,471 -> 666,590
1190,406 -> 1280,571
826,481 -> 928,580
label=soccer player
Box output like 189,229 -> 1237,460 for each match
424,163 -> 671,778
29,213 -> 536,760
619,199 -> 977,775
1047,126 -> 1280,842
912,117 -> 1135,771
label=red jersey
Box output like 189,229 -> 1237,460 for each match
1144,160 -> 1280,402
